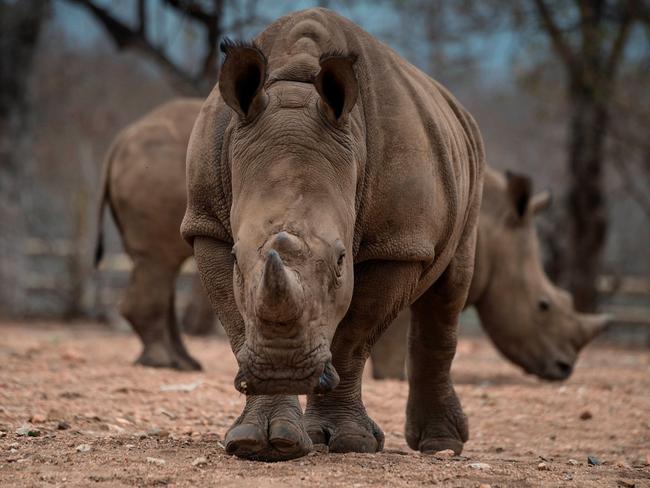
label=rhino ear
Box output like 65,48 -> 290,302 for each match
529,190 -> 552,215
315,52 -> 359,124
219,39 -> 268,120
505,170 -> 532,218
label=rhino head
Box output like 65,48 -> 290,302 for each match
473,170 -> 610,381
219,42 -> 360,395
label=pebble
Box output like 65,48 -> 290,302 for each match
107,423 -> 126,434
468,462 -> 491,470
192,457 -> 208,467
616,480 -> 635,488
158,408 -> 177,420
579,410 -> 593,420
147,457 -> 166,466
615,459 -> 631,469
433,449 -> 455,460
30,414 -> 47,423
16,424 -> 40,437
57,421 -> 70,430
147,427 -> 170,437
587,455 -> 602,466
75,444 -> 91,453
567,459 -> 579,465
478,484 -> 492,488
537,462 -> 550,471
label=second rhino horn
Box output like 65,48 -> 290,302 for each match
255,250 -> 304,323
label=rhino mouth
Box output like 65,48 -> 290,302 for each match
234,344 -> 338,395
533,359 -> 574,381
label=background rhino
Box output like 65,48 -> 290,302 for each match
96,101 -> 605,381
95,98 -> 204,371
371,168 -> 609,382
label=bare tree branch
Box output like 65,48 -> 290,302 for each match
163,0 -> 218,24
67,0 -> 201,95
611,148 -> 650,217
605,7 -> 634,81
532,0 -> 578,74
137,0 -> 146,37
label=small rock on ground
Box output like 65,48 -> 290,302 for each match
146,457 -> 166,466
192,456 -> 208,467
588,456 -> 602,466
433,449 -> 455,460
580,410 -> 593,420
16,424 -> 40,437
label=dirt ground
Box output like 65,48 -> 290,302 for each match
0,322 -> 648,487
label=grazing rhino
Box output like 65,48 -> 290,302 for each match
95,98 -> 205,371
371,168 -> 609,381
181,8 -> 484,461
96,99 -> 606,383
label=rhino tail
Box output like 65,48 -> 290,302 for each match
94,139 -> 118,268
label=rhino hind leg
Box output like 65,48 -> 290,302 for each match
121,257 -> 202,371
370,312 -> 408,380
404,249 -> 474,455
181,274 -> 218,336
304,261 -> 423,454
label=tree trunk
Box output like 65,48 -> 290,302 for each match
0,0 -> 49,317
566,80 -> 609,312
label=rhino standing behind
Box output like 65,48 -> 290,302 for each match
371,169 -> 609,381
95,99 -> 204,371
181,8 -> 484,460
96,99 -> 606,382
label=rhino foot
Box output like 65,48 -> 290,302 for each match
304,401 -> 384,453
135,343 -> 202,371
405,384 -> 468,455
225,395 -> 311,462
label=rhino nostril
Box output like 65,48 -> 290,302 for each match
555,360 -> 573,378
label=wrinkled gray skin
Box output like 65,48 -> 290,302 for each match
181,8 -> 484,461
95,99 -> 206,371
97,100 -> 606,382
371,168 -> 609,382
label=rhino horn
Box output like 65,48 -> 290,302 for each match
578,313 -> 611,347
256,250 -> 304,323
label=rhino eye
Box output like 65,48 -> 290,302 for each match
337,250 -> 346,267
538,299 -> 550,312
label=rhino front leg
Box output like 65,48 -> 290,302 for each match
405,237 -> 475,455
193,237 -> 311,461
304,260 -> 422,453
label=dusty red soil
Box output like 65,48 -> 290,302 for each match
0,321 -> 648,487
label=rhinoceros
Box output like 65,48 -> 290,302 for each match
181,8 -> 484,460
371,168 -> 609,381
96,98 -> 606,384
95,98 -> 204,371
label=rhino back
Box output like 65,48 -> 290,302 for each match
109,98 -> 202,259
